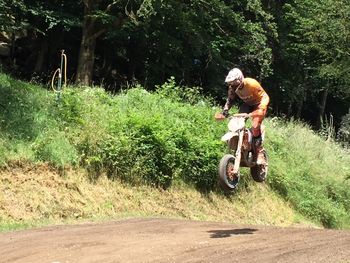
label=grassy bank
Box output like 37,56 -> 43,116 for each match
0,73 -> 349,230
0,163 -> 314,232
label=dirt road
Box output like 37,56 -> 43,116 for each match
0,218 -> 349,263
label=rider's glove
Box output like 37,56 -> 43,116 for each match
222,109 -> 229,118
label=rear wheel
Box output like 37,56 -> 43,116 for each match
218,154 -> 240,192
250,149 -> 268,182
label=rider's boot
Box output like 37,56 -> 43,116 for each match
256,146 -> 266,165
253,135 -> 266,165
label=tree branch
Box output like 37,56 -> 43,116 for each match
105,0 -> 121,13
214,21 -> 228,36
92,28 -> 107,39
125,0 -> 138,23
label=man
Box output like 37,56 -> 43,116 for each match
215,68 -> 270,165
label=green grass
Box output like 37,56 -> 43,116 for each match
0,72 -> 349,229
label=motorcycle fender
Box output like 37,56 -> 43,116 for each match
221,131 -> 237,142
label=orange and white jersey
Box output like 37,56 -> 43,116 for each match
226,78 -> 269,110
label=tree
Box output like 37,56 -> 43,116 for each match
75,0 -> 136,85
0,0 -> 80,78
97,0 -> 277,94
276,0 -> 350,127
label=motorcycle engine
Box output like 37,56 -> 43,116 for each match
242,130 -> 252,151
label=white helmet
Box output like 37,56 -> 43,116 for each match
225,68 -> 244,84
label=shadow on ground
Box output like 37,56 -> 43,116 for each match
208,228 -> 257,238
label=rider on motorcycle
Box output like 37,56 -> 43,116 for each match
216,68 -> 270,165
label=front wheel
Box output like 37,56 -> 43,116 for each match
218,154 -> 240,192
250,149 -> 268,182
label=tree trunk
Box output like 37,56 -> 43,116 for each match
316,88 -> 328,129
296,100 -> 303,119
76,29 -> 96,85
34,37 -> 48,73
287,101 -> 293,117
296,88 -> 305,119
75,0 -> 127,86
75,0 -> 99,86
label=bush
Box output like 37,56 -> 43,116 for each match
81,85 -> 224,189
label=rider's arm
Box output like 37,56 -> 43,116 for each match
251,92 -> 270,117
259,92 -> 270,110
223,88 -> 236,113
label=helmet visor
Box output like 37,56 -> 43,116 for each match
227,79 -> 242,88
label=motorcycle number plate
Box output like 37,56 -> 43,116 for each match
221,131 -> 237,141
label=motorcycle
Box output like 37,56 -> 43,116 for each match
216,113 -> 268,192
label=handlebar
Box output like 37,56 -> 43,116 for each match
215,112 -> 257,121
229,113 -> 250,119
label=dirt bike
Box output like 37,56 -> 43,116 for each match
217,113 -> 268,192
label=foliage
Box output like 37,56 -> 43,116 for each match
270,0 -> 350,126
156,76 -> 214,106
0,0 -> 79,35
0,0 -> 27,33
82,84 -> 224,189
135,0 -> 277,83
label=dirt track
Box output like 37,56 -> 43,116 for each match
0,218 -> 349,263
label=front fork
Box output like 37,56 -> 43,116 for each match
232,129 -> 244,174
